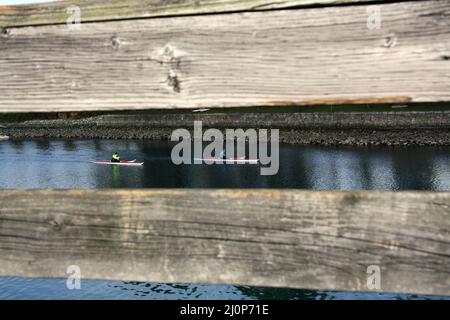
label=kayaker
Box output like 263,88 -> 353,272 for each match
111,152 -> 121,163
219,150 -> 226,159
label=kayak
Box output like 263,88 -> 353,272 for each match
194,157 -> 259,164
90,159 -> 144,166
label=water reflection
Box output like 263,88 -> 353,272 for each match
111,165 -> 121,187
63,140 -> 77,151
0,140 -> 450,190
8,140 -> 25,152
35,139 -> 51,152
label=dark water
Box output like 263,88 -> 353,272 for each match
0,277 -> 446,300
1,139 -> 450,190
0,139 -> 449,300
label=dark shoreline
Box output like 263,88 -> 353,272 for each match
1,111 -> 450,146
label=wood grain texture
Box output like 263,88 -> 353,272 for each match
1,0 -> 450,113
0,0 -> 386,28
0,189 -> 449,296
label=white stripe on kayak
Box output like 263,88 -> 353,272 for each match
89,161 -> 144,166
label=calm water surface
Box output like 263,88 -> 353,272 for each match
0,139 -> 449,300
1,139 -> 449,190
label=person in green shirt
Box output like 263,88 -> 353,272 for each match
111,152 -> 121,163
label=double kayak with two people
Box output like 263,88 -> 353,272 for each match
194,157 -> 259,164
194,150 -> 259,164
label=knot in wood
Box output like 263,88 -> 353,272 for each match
384,34 -> 397,48
1,28 -> 10,38
111,36 -> 121,50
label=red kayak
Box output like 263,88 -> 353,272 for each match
90,159 -> 144,166
194,157 -> 259,164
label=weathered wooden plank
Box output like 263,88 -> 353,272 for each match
0,0 -> 386,28
0,189 -> 449,296
1,0 -> 449,113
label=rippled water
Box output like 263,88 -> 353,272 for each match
0,139 -> 449,300
0,277 -> 447,300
